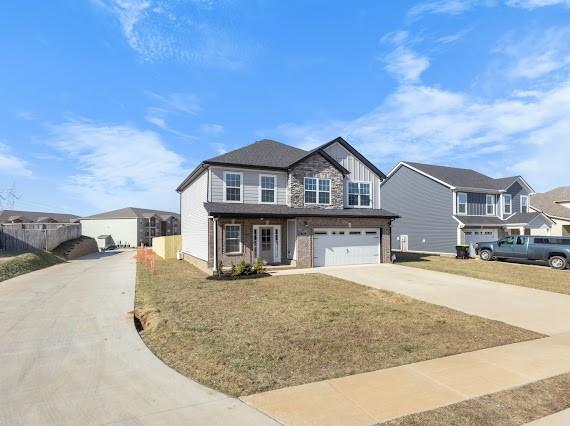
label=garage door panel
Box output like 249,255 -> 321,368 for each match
464,229 -> 498,245
313,229 -> 380,267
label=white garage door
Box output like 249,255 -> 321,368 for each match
313,228 -> 380,267
464,229 -> 498,245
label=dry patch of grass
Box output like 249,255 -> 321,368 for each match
395,252 -> 570,295
0,251 -> 63,282
384,372 -> 570,426
136,257 -> 541,397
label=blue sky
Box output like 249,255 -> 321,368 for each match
1,0 -> 570,216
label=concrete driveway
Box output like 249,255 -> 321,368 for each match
0,251 -> 275,426
273,263 -> 570,336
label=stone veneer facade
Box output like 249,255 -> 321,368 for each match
288,153 -> 344,209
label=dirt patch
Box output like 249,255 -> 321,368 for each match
133,306 -> 163,332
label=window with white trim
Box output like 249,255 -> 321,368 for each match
304,177 -> 331,205
259,175 -> 276,203
224,172 -> 242,202
504,194 -> 512,215
457,192 -> 467,214
486,194 -> 496,216
521,195 -> 529,213
224,224 -> 241,254
348,182 -> 371,207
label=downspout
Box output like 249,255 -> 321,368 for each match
212,216 -> 219,273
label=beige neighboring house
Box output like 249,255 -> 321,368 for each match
80,207 -> 180,248
0,209 -> 79,224
531,187 -> 570,236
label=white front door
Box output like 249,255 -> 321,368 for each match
254,225 -> 281,264
313,228 -> 380,267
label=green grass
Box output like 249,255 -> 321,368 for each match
395,252 -> 570,295
383,372 -> 570,426
135,256 -> 542,397
0,251 -> 64,282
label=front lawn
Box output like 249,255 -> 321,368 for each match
0,251 -> 63,283
395,252 -> 570,295
135,257 -> 541,397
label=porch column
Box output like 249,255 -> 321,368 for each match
212,217 -> 219,273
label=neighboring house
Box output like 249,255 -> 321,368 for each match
177,137 -> 397,271
80,207 -> 180,248
382,162 -> 553,254
531,187 -> 570,236
0,209 -> 79,224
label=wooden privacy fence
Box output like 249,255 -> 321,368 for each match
152,235 -> 181,259
0,223 -> 82,252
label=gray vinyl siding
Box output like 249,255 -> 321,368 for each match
382,166 -> 457,253
210,166 -> 288,205
181,169 -> 209,260
504,181 -> 528,217
323,142 -> 382,209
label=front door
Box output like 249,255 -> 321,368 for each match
260,227 -> 274,263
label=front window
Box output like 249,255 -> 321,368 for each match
304,177 -> 331,205
504,194 -> 512,215
486,194 -> 496,216
521,195 -> 529,213
260,175 -> 275,203
224,172 -> 242,202
224,225 -> 241,254
457,192 -> 467,214
348,182 -> 371,207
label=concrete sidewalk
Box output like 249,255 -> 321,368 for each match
242,333 -> 570,426
272,263 -> 570,335
527,408 -> 570,425
0,251 -> 276,426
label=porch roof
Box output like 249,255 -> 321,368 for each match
454,212 -> 542,227
204,202 -> 398,219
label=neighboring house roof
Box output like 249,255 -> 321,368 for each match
204,202 -> 398,218
531,186 -> 570,221
390,161 -> 533,192
81,207 -> 180,220
454,212 -> 547,226
176,137 -> 381,192
0,209 -> 79,223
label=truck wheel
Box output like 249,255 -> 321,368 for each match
549,256 -> 567,270
479,250 -> 492,261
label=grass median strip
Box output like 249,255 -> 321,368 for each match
396,252 -> 570,295
383,372 -> 570,426
135,257 -> 542,397
0,251 -> 63,282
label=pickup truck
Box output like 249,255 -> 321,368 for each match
476,236 -> 570,270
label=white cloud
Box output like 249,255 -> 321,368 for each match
199,123 -> 224,135
93,0 -> 251,68
49,120 -> 186,211
495,27 -> 570,80
385,46 -> 430,83
0,143 -> 32,177
506,0 -> 570,8
408,0 -> 479,17
145,91 -> 201,115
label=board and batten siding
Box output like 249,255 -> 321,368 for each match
209,166 -> 288,205
181,169 -> 209,260
323,142 -> 382,209
504,181 -> 528,218
382,166 -> 457,253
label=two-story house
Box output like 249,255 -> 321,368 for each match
177,137 -> 398,271
381,162 -> 553,254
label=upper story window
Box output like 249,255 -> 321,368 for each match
259,175 -> 276,204
504,194 -> 512,215
304,177 -> 331,205
348,182 -> 371,207
521,195 -> 529,213
457,192 -> 467,215
224,171 -> 243,202
486,194 -> 496,216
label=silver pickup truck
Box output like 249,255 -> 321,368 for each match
476,235 -> 570,270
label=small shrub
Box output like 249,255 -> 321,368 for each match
254,257 -> 265,275
217,260 -> 224,276
232,259 -> 254,276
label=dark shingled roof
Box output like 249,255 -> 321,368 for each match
454,212 -> 541,226
531,187 -> 570,220
81,207 -> 179,220
404,162 -> 521,191
0,209 -> 79,223
204,202 -> 398,218
206,139 -> 308,169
